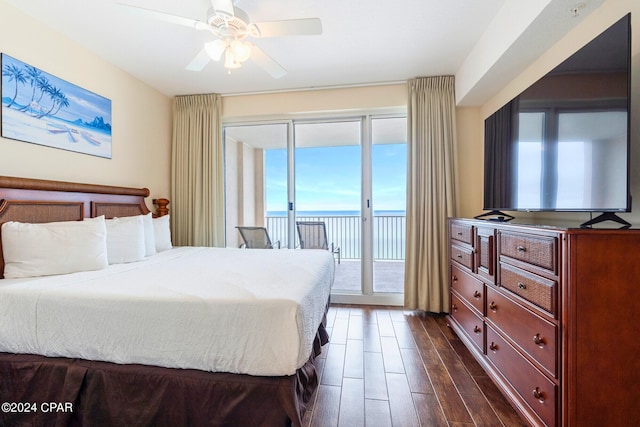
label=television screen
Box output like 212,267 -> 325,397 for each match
483,14 -> 631,214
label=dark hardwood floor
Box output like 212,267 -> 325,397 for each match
303,304 -> 527,427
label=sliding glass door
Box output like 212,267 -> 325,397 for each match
224,114 -> 406,305
371,117 -> 407,294
294,120 -> 362,292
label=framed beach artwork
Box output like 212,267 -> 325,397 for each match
1,53 -> 112,158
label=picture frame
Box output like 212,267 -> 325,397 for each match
1,53 -> 112,159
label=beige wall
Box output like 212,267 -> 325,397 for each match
0,2 -> 172,205
460,0 -> 640,224
455,107 -> 484,218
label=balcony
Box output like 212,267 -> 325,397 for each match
266,214 -> 405,294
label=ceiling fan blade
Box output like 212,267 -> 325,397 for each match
253,18 -> 322,37
116,2 -> 203,29
211,0 -> 235,18
185,48 -> 212,71
250,45 -> 286,79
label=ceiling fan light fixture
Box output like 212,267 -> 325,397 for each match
231,40 -> 251,63
224,46 -> 242,72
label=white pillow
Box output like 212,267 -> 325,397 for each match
105,215 -> 146,264
153,215 -> 172,252
2,216 -> 108,279
141,213 -> 156,257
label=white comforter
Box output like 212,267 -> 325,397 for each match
0,247 -> 334,376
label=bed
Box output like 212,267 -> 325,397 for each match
0,175 -> 334,427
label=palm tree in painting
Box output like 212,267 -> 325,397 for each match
50,93 -> 69,116
37,86 -> 70,119
2,64 -> 27,108
37,85 -> 61,118
35,76 -> 51,106
19,65 -> 44,113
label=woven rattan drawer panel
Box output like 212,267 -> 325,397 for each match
500,232 -> 557,272
500,262 -> 557,315
478,237 -> 492,272
451,244 -> 473,270
450,222 -> 473,245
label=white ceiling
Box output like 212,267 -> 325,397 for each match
4,0 -> 603,103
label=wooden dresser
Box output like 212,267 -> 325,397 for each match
447,218 -> 640,427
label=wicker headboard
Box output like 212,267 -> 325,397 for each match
0,176 -> 158,279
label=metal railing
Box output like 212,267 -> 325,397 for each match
265,215 -> 406,260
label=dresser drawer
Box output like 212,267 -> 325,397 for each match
451,244 -> 474,270
450,222 -> 473,245
451,264 -> 484,314
500,262 -> 557,314
451,293 -> 484,353
487,326 -> 557,427
486,287 -> 557,377
500,232 -> 557,273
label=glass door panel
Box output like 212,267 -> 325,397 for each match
371,117 -> 407,293
294,120 -> 362,293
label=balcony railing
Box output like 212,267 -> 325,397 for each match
265,215 -> 406,260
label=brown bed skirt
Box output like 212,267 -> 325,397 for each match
0,321 -> 329,427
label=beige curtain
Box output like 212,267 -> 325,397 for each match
171,93 -> 225,247
404,76 -> 458,313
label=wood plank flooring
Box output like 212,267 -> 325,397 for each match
303,305 -> 527,427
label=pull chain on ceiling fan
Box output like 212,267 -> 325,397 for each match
117,0 -> 322,77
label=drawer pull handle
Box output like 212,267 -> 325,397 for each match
457,254 -> 463,258
532,387 -> 545,402
473,290 -> 481,299
452,304 -> 458,312
489,342 -> 498,352
517,245 -> 527,252
452,275 -> 458,283
489,301 -> 497,311
533,334 -> 545,347
473,325 -> 482,334
457,232 -> 463,236
518,282 -> 527,290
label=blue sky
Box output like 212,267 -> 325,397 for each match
265,143 -> 407,213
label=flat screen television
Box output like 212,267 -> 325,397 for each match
481,13 -> 631,227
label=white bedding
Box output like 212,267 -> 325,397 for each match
0,247 -> 334,376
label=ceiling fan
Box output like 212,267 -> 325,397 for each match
117,0 -> 322,78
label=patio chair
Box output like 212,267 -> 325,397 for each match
296,221 -> 341,263
236,226 -> 280,249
